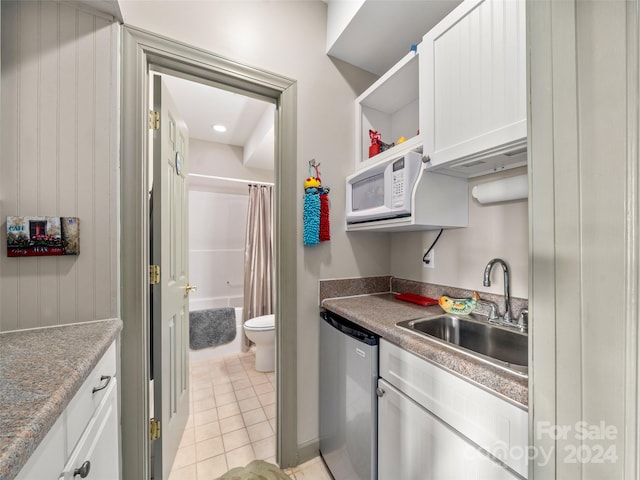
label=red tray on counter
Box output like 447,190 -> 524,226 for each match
394,293 -> 439,307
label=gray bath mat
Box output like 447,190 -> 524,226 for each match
189,307 -> 236,350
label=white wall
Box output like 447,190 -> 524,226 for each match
391,167 -> 529,299
190,138 -> 273,185
244,105 -> 275,170
325,0 -> 366,52
0,1 -> 119,331
188,137 -> 266,310
188,190 -> 248,311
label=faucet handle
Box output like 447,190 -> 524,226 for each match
517,309 -> 528,332
477,299 -> 499,320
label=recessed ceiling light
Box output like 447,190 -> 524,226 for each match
212,124 -> 227,133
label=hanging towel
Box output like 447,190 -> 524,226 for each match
189,307 -> 236,350
303,193 -> 320,245
319,192 -> 330,241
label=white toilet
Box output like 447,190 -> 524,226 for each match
243,314 -> 275,372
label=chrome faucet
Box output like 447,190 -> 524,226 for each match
483,258 -> 513,324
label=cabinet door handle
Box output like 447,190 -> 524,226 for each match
376,387 -> 385,397
92,375 -> 111,394
74,460 -> 91,478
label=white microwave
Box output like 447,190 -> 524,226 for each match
346,151 -> 424,225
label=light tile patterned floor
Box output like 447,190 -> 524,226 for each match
284,456 -> 334,480
169,350 -> 332,480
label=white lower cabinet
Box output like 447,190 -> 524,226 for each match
15,342 -> 119,480
378,379 -> 519,480
378,339 -> 527,479
60,379 -> 119,480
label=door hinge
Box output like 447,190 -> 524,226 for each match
149,110 -> 160,130
150,418 -> 161,441
149,265 -> 160,285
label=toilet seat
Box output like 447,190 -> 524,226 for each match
244,314 -> 274,330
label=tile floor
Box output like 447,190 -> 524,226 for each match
169,350 -> 332,480
285,456 -> 334,480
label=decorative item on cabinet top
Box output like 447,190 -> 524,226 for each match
7,216 -> 80,257
303,159 -> 330,246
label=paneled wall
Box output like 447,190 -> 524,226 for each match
529,0 -> 637,477
0,1 -> 119,331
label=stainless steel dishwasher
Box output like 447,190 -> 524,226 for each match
319,309 -> 379,480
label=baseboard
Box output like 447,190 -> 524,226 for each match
296,439 -> 319,466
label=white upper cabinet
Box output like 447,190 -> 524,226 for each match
355,50 -> 421,170
420,0 -> 527,177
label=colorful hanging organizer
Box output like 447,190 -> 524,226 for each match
303,159 -> 330,246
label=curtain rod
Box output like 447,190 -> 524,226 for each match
188,173 -> 274,186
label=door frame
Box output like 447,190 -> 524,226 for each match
120,25 -> 298,479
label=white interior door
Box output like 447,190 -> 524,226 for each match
151,74 -> 191,480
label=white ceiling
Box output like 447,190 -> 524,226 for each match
326,0 -> 463,76
161,74 -> 275,171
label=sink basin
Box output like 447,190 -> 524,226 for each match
396,314 -> 528,375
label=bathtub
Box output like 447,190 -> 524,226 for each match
188,305 -> 244,362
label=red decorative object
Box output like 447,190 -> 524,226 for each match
319,193 -> 331,241
369,144 -> 380,158
394,293 -> 439,306
369,130 -> 382,158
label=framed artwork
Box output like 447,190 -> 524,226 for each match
6,216 -> 80,257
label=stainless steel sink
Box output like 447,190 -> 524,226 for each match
397,314 -> 528,375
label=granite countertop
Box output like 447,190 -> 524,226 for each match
0,318 -> 123,480
321,293 -> 528,409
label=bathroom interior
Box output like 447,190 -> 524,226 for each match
161,73 -> 281,475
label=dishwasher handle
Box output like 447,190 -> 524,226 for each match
320,310 -> 378,346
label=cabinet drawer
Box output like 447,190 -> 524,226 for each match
61,379 -> 120,480
65,342 -> 116,451
379,339 -> 528,477
15,416 -> 65,480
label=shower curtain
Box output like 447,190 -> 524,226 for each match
242,184 -> 274,351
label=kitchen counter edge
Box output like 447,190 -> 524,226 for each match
321,293 -> 528,409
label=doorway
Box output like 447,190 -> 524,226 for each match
120,26 -> 298,480
154,72 -> 279,477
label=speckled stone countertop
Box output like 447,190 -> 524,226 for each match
0,319 -> 123,480
321,293 -> 528,409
